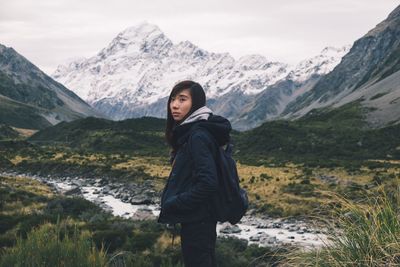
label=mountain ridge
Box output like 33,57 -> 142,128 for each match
52,22 -> 348,130
0,44 -> 103,129
282,4 -> 400,128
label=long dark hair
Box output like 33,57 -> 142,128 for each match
165,80 -> 206,150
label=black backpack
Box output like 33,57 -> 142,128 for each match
211,141 -> 249,224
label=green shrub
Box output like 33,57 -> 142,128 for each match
124,231 -> 160,252
281,182 -> 318,197
258,203 -> 284,217
0,220 -> 108,267
45,197 -> 103,218
260,173 -> 273,180
93,229 -> 127,253
216,237 -> 285,267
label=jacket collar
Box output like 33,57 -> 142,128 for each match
179,106 -> 213,126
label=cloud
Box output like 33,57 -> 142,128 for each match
0,0 -> 398,74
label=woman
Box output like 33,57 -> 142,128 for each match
157,80 -> 231,267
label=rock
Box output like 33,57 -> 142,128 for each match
249,232 -> 276,245
265,236 -> 277,244
220,224 -> 242,234
256,223 -> 268,229
131,208 -> 156,221
72,180 -> 82,187
130,195 -> 154,205
249,235 -> 260,241
102,185 -> 111,194
318,174 -> 338,184
272,222 -> 282,228
288,225 -> 300,232
64,186 -> 82,196
120,193 -> 128,199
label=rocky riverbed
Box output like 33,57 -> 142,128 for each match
1,171 -> 329,249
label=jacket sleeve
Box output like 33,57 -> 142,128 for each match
163,130 -> 218,212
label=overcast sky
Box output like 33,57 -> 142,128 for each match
1,0 -> 399,75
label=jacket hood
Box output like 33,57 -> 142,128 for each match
180,106 -> 212,126
172,107 -> 231,148
193,114 -> 231,146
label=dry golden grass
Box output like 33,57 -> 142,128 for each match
0,175 -> 54,215
0,175 -> 53,197
367,159 -> 400,165
10,126 -> 38,137
52,152 -> 65,160
10,155 -> 31,165
112,156 -> 170,191
235,162 -> 398,216
236,163 -> 319,215
1,177 -> 44,191
52,152 -> 109,165
2,201 -> 47,216
313,167 -> 371,185
113,156 -> 170,177
12,149 -> 398,217
154,231 -> 181,252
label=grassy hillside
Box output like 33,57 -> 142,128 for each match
0,124 -> 20,140
0,96 -> 52,130
29,116 -> 168,156
235,101 -> 400,167
26,101 -> 400,165
0,72 -> 62,110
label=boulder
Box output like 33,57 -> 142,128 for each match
64,186 -> 82,196
219,224 -> 242,234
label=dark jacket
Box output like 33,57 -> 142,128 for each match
157,114 -> 231,224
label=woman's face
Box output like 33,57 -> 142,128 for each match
170,89 -> 192,122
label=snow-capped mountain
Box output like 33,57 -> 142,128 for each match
227,46 -> 350,130
52,22 -> 348,128
282,4 -> 400,128
287,46 -> 350,82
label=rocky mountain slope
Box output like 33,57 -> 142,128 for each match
282,5 -> 400,128
0,44 -> 102,129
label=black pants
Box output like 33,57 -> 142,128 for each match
180,219 -> 217,267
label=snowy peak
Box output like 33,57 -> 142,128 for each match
288,45 -> 350,82
120,22 -> 164,40
237,54 -> 274,70
171,40 -> 210,60
53,57 -> 86,80
51,21 -> 349,124
98,22 -> 173,58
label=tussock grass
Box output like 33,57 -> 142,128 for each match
285,184 -> 400,266
0,218 -> 108,267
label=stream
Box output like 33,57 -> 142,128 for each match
1,171 -> 329,249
